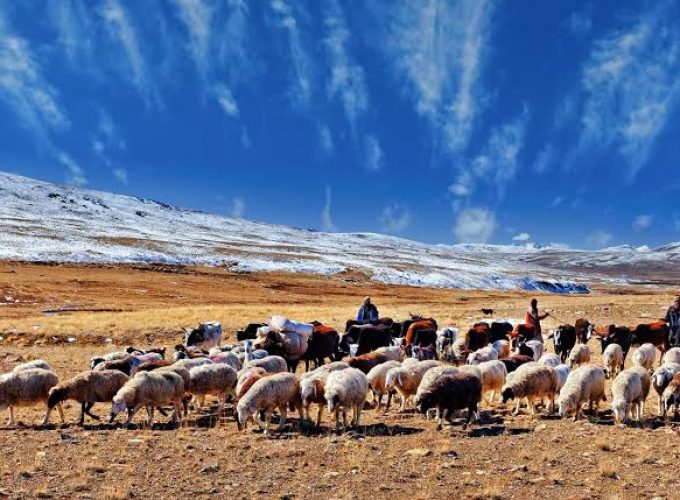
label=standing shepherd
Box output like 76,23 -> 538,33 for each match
357,296 -> 379,323
526,298 -> 550,342
665,296 -> 680,347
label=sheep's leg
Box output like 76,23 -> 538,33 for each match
385,392 -> 393,412
7,407 -> 15,426
278,406 -> 288,431
263,410 -> 272,435
42,406 -> 53,426
355,404 -> 362,427
334,408 -> 340,433
512,398 -> 522,416
84,402 -> 99,421
147,406 -> 155,427
255,412 -> 266,431
316,405 -> 324,427
79,402 -> 87,425
342,409 -> 348,430
126,406 -> 138,425
173,400 -> 183,425
527,398 -> 536,418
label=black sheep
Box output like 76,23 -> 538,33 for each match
415,372 -> 482,430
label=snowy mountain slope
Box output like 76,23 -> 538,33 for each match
1,171 -> 679,293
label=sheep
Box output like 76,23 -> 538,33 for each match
12,359 -> 51,372
236,372 -> 303,435
664,348 -> 680,365
366,360 -> 401,410
324,368 -> 369,433
110,371 -> 185,426
385,361 -> 440,412
557,366 -> 606,421
299,364 -> 350,426
374,345 -> 403,362
553,364 -> 570,393
242,339 -> 269,366
235,368 -> 270,401
415,372 -> 482,430
501,365 -> 559,417
95,353 -> 163,376
538,353 -> 561,368
348,352 -> 389,374
602,343 -> 624,379
467,345 -> 498,365
414,365 -> 460,423
491,339 -> 510,359
90,351 -> 130,369
186,364 -> 238,416
300,361 -> 350,380
632,343 -> 656,371
652,362 -> 680,416
246,355 -> 288,374
130,359 -> 173,376
500,355 -> 534,373
45,370 -> 129,425
208,351 -> 242,371
450,338 -> 468,365
610,370 -> 643,424
0,369 -> 62,426
477,360 -> 507,404
567,344 -> 590,368
174,357 -> 214,371
627,365 -> 651,417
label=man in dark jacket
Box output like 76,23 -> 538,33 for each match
357,296 -> 379,323
665,296 -> 680,347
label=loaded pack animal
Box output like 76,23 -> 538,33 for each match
344,317 -> 393,333
340,323 -> 392,357
257,329 -> 308,373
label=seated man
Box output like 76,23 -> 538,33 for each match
357,296 -> 379,323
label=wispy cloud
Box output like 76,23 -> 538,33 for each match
512,232 -> 530,242
57,151 -> 87,187
632,214 -> 653,232
364,135 -> 384,172
379,204 -> 411,234
48,0 -> 95,68
586,230 -> 614,249
532,144 -> 556,174
214,84 -> 239,118
101,0 -> 159,106
568,8 -> 593,37
321,186 -> 337,231
453,207 -> 496,243
318,124 -> 334,156
550,196 -> 564,208
229,197 -> 245,218
381,0 -> 494,153
172,0 -> 213,79
112,168 -> 128,184
578,3 -> 680,178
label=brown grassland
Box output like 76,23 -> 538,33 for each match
1,261 -> 680,499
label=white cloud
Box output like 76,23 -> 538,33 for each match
568,10 -> 593,36
586,230 -> 614,248
578,4 -> 680,178
632,214 -> 653,231
101,0 -> 159,106
364,135 -> 384,172
240,127 -> 251,149
48,0 -> 94,67
323,0 -> 368,130
321,186 -> 336,231
448,170 -> 473,197
532,144 -> 555,174
453,207 -> 496,243
550,196 -> 564,208
381,0 -> 494,153
229,197 -> 245,218
172,0 -> 213,78
57,151 -> 87,187
318,124 -> 334,156
112,167 -> 128,184
379,204 -> 411,234
214,84 -> 239,117
512,232 -> 530,242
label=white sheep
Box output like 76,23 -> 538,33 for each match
553,364 -> 570,393
324,368 -> 368,432
208,351 -> 242,371
567,344 -> 590,368
652,362 -> 680,416
242,340 -> 269,366
491,340 -> 510,359
299,364 -> 350,426
110,371 -> 185,426
374,346 -> 402,361
611,370 -> 643,424
627,365 -> 651,418
300,361 -> 349,380
0,369 -> 62,426
538,353 -> 561,368
236,372 -> 302,435
366,360 -> 401,410
602,343 -> 624,379
467,346 -> 498,365
477,360 -> 507,404
525,340 -> 544,361
12,359 -> 51,372
557,365 -> 606,420
174,357 -> 213,371
385,360 -> 440,411
663,347 -> 680,365
632,343 -> 656,371
187,364 -> 238,416
90,351 -> 129,369
245,355 -> 288,374
501,365 -> 558,416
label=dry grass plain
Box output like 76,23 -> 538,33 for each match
1,262 -> 680,499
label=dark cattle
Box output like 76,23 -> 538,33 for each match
500,355 -> 533,373
348,352 -> 389,374
237,323 -> 267,341
344,317 -> 393,333
404,319 -> 438,347
489,322 -> 513,342
304,324 -> 340,371
466,323 -> 491,352
630,320 -> 669,360
595,325 -> 631,370
574,318 -> 592,344
340,324 -> 392,357
552,324 -> 576,363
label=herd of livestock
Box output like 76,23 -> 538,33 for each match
1,313 -> 679,434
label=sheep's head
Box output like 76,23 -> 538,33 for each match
109,396 -> 127,422
90,357 -> 104,369
47,386 -> 67,409
384,369 -> 401,391
236,404 -> 254,431
557,394 -> 576,417
300,379 -> 318,407
500,386 -> 515,403
327,394 -> 340,413
611,399 -> 628,423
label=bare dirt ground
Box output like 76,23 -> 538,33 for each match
1,262 -> 680,499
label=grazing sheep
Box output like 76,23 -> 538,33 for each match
524,340 -> 544,362
652,362 -> 680,416
415,372 -> 482,430
467,346 -> 498,365
324,368 -> 369,432
299,364 -> 350,426
538,353 -> 561,368
414,365 -> 460,423
246,355 -> 288,374
663,347 -> 680,366
129,359 -> 173,376
627,365 -> 651,416
602,343 -> 624,379
348,352 -> 389,374
632,343 -> 656,371
567,344 -> 591,368
500,355 -> 534,373
235,368 -> 270,401
208,351 -> 242,371
12,359 -> 51,372
450,338 -> 468,365
366,360 -> 401,410
110,371 -> 185,426
187,364 -> 238,415
491,340 -> 510,359
45,370 -> 129,425
374,346 -> 403,362
90,351 -> 130,369
501,365 -> 559,416
0,369 -> 62,426
236,372 -> 303,435
477,360 -> 507,404
611,370 -> 643,424
553,364 -> 571,393
557,366 -> 606,421
174,357 -> 214,371
385,361 -> 441,412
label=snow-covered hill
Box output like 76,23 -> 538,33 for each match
2,171 -> 679,293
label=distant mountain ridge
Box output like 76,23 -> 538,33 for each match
2,171 -> 679,293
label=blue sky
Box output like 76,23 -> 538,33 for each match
1,0 -> 679,249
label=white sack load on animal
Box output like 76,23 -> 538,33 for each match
270,316 -> 314,340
